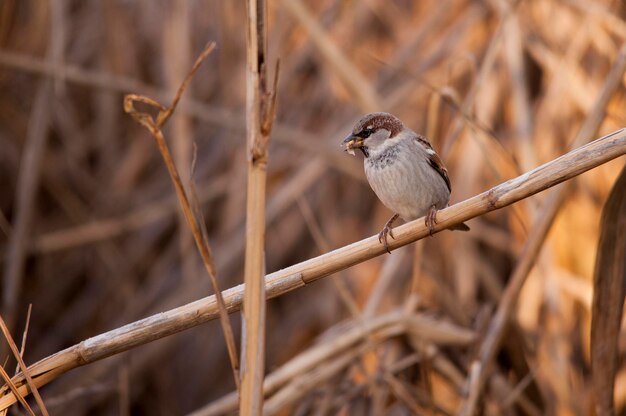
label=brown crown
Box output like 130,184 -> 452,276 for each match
353,112 -> 404,138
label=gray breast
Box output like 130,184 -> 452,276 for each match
364,138 -> 451,221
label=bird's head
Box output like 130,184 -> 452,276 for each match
342,112 -> 404,157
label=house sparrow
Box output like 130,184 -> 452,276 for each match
342,112 -> 469,252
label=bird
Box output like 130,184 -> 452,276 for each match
342,112 -> 469,252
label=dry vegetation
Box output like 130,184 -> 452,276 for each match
1,0 -> 626,415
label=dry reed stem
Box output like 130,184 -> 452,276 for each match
565,0 -> 626,39
192,314 -> 404,415
1,127 -> 625,410
0,50 -> 365,182
591,164 -> 626,415
14,304 -> 32,375
501,4 -> 535,171
0,365 -> 34,416
441,17 -> 504,157
123,42 -> 241,390
1,81 -> 52,335
264,346 -> 366,416
240,0 -> 277,412
1,0 -> 66,335
458,43 -> 626,416
364,249 -> 408,318
384,372 -> 430,414
195,310 -> 470,416
0,316 -> 48,416
164,0 -> 195,293
495,372 -> 540,416
280,0 -> 378,112
32,177 -> 228,253
297,196 -> 361,318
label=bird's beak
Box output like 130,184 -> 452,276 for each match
342,134 -> 364,156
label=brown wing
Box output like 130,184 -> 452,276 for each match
415,135 -> 451,193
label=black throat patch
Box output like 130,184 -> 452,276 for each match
366,143 -> 400,169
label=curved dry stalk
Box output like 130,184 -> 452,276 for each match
0,128 -> 626,409
123,42 -> 241,390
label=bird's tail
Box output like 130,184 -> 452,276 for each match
448,222 -> 470,232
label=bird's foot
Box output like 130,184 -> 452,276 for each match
378,214 -> 399,254
378,226 -> 394,254
425,206 -> 438,236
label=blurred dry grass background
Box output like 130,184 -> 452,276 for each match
1,0 -> 626,415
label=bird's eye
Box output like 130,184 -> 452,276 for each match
360,128 -> 374,138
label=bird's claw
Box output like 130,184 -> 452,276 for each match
425,206 -> 437,236
378,213 -> 399,254
378,225 -> 396,254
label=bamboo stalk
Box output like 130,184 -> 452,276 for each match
1,128 -> 626,410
